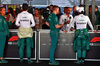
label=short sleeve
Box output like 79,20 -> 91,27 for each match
54,16 -> 59,25
46,17 -> 50,23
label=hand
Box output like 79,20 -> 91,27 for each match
12,18 -> 16,23
93,31 -> 98,33
61,24 -> 64,27
64,22 -> 68,24
67,20 -> 70,24
70,28 -> 74,31
63,30 -> 68,33
64,20 -> 70,24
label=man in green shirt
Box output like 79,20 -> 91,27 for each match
46,5 -> 64,65
95,6 -> 100,25
0,7 -> 15,63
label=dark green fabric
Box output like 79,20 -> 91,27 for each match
0,35 -> 6,57
18,37 -> 34,48
77,50 -> 87,58
95,10 -> 100,25
46,13 -> 60,62
73,29 -> 90,52
0,15 -> 12,37
18,37 -> 34,58
50,30 -> 59,62
46,13 -> 59,31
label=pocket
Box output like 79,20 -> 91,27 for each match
0,31 -> 7,36
50,31 -> 57,37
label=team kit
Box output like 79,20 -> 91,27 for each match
0,3 -> 98,65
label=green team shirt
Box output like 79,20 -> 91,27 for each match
46,13 -> 59,30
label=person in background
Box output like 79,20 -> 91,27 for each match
57,7 -> 63,20
0,7 -> 15,63
15,3 -> 35,64
34,8 -> 44,29
72,6 -> 78,17
49,5 -> 53,14
6,7 -> 14,29
28,6 -> 34,15
89,5 -> 96,30
15,8 -> 22,16
89,5 -> 93,22
95,6 -> 100,30
59,7 -> 74,32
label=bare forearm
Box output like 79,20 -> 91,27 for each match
45,22 -> 49,26
55,24 -> 64,29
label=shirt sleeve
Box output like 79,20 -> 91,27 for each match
7,21 -> 12,26
46,17 -> 50,23
0,18 -> 4,31
68,17 -> 76,31
59,15 -> 64,24
70,16 -> 74,28
15,14 -> 20,26
30,15 -> 35,27
54,16 -> 59,25
87,16 -> 94,31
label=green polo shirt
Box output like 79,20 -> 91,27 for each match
46,13 -> 59,31
95,10 -> 100,25
0,15 -> 12,36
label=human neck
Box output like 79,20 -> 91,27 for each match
66,13 -> 70,17
23,10 -> 28,12
53,11 -> 57,15
1,14 -> 5,17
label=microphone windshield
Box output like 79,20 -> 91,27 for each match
69,16 -> 71,19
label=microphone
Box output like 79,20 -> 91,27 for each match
64,19 -> 67,25
64,19 -> 67,22
69,16 -> 71,19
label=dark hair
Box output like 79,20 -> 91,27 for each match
95,6 -> 98,9
8,7 -> 14,17
50,5 -> 53,7
64,7 -> 68,10
64,7 -> 71,10
73,6 -> 76,8
59,7 -> 61,12
0,7 -> 5,11
15,8 -> 21,16
89,5 -> 92,8
22,3 -> 28,11
53,5 -> 59,11
28,6 -> 33,15
66,7 -> 71,9
34,8 -> 39,11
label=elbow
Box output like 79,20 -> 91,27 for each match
33,24 -> 35,27
15,23 -> 20,26
31,24 -> 35,27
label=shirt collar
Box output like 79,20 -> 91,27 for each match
79,14 -> 84,16
52,13 -> 56,15
0,15 -> 5,19
64,14 -> 71,17
22,11 -> 28,13
79,14 -> 84,17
